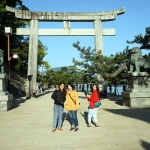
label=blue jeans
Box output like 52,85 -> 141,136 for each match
68,110 -> 78,127
53,104 -> 64,129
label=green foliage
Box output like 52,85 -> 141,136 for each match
37,41 -> 48,66
72,41 -> 128,86
40,41 -> 129,87
0,1 -> 50,74
143,53 -> 150,62
0,0 -> 29,72
68,65 -> 84,83
11,37 -> 49,72
127,26 -> 150,50
42,65 -> 85,86
43,69 -> 68,85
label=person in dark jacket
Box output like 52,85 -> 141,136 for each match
51,82 -> 66,132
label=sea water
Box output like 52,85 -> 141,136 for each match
75,84 -> 126,95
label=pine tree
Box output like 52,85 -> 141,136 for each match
127,26 -> 150,50
72,41 -> 128,87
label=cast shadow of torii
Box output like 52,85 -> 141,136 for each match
105,108 -> 150,124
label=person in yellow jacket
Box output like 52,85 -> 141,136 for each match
65,83 -> 79,131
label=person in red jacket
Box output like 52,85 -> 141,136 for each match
87,84 -> 100,127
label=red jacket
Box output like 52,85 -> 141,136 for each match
87,90 -> 99,108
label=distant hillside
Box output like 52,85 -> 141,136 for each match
41,66 -> 69,75
51,67 -> 65,72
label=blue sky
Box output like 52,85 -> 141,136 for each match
22,0 -> 150,70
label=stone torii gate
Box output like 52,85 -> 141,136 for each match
6,6 -> 125,97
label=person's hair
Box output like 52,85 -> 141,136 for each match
58,82 -> 66,95
67,82 -> 75,90
92,84 -> 100,99
55,83 -> 59,88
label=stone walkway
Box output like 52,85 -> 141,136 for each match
0,89 -> 150,150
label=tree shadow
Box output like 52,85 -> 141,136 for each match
36,90 -> 51,98
100,97 -> 106,100
12,96 -> 29,109
141,140 -> 150,150
12,90 -> 51,109
105,108 -> 150,124
107,95 -> 123,106
115,97 -> 123,105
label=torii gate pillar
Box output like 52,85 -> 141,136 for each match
94,19 -> 104,54
27,20 -> 38,97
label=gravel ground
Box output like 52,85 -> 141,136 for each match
0,89 -> 150,150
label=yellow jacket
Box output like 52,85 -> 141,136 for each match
65,90 -> 79,110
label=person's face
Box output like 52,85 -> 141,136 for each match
93,85 -> 97,90
68,85 -> 72,91
59,84 -> 64,90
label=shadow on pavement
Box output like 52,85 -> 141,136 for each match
79,96 -> 86,99
12,97 -> 29,109
80,112 -> 88,125
105,108 -> 150,124
62,112 -> 70,125
12,90 -> 52,109
141,140 -> 150,150
107,95 -> 123,106
80,111 -> 95,126
36,90 -> 51,98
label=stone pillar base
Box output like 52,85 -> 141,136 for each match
122,92 -> 150,108
0,94 -> 13,111
122,72 -> 150,108
0,74 -> 13,112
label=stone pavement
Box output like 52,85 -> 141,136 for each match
0,89 -> 150,150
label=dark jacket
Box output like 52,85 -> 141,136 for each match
51,90 -> 66,107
